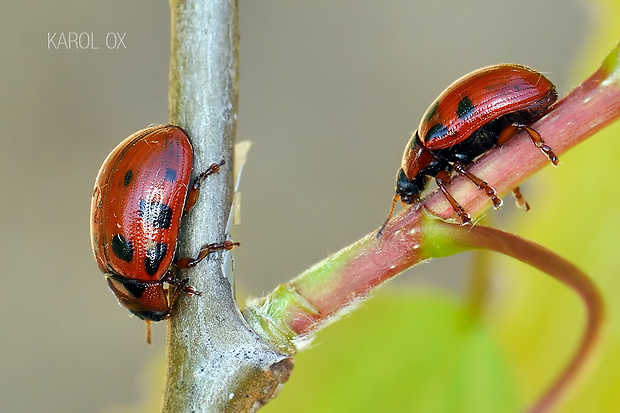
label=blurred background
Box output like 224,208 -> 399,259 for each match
2,1 -> 618,412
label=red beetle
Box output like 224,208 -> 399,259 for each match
90,125 -> 237,342
380,64 -> 559,232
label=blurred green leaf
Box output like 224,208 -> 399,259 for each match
265,292 -> 517,413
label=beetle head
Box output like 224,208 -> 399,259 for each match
105,275 -> 170,322
396,168 -> 426,204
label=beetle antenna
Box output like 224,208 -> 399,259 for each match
377,194 -> 399,237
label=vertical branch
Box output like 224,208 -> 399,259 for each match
163,1 -> 292,412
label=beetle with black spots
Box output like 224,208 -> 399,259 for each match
379,64 -> 559,234
90,125 -> 237,342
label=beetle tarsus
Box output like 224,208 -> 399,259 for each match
512,186 -> 531,211
175,240 -> 239,269
192,160 -> 226,190
506,122 -> 560,166
436,172 -> 471,224
453,162 -> 502,209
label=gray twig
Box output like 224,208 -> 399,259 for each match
163,1 -> 293,412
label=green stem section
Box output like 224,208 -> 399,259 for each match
245,228 -> 426,353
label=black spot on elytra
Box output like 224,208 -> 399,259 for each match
123,170 -> 133,186
144,243 -> 168,275
456,96 -> 474,119
164,168 -> 177,182
138,199 -> 173,229
426,123 -> 449,141
111,234 -> 133,262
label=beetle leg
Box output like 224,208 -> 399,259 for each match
158,272 -> 201,329
161,270 -> 201,295
453,162 -> 502,209
512,186 -> 530,211
184,160 -> 226,213
175,240 -> 239,269
435,170 -> 471,224
497,123 -> 559,166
